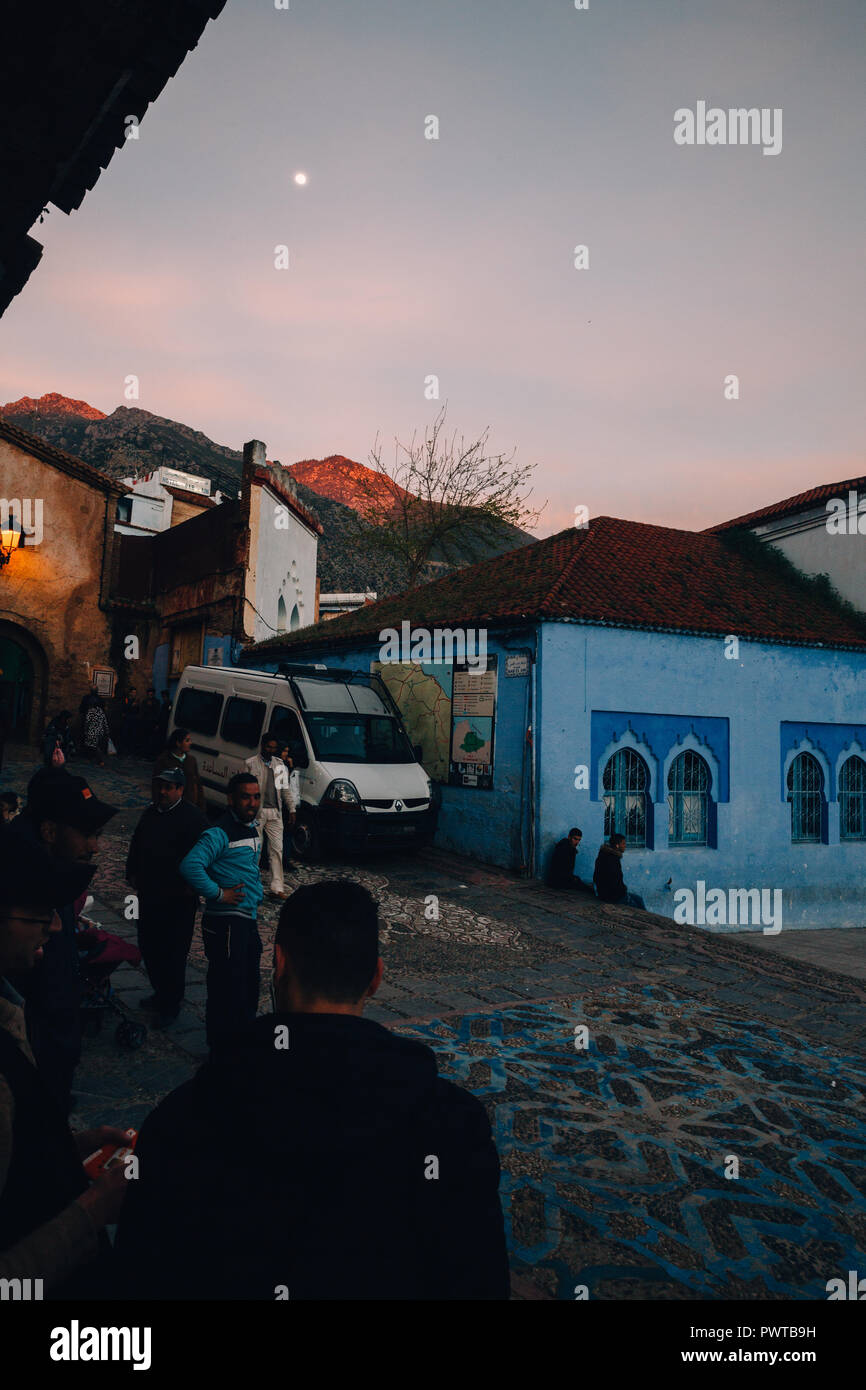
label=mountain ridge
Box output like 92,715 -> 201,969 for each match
0,392 -> 534,595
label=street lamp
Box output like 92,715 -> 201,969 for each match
0,519 -> 22,567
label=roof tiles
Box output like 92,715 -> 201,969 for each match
250,515 -> 866,655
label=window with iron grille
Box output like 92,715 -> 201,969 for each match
668,751 -> 710,845
603,748 -> 649,848
786,752 -> 824,843
839,755 -> 866,841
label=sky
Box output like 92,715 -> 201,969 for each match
1,0 -> 863,536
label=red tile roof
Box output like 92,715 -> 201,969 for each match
249,515 -> 866,656
0,414 -> 126,495
706,476 -> 866,533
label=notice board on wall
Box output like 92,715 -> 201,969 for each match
448,656 -> 497,789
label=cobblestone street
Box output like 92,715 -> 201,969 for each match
5,751 -> 865,1300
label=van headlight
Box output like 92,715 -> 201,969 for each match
325,779 -> 361,805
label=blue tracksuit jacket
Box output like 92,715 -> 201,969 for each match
179,811 -> 264,921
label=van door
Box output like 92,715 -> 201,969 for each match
267,705 -> 310,771
173,685 -> 227,800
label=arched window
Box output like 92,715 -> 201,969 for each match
276,595 -> 287,632
290,604 -> 300,632
787,752 -> 824,843
603,748 -> 649,847
668,751 -> 710,846
839,755 -> 866,841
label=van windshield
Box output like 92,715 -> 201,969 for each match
303,713 -> 415,765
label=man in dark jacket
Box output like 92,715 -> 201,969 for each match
115,880 -> 510,1300
7,769 -> 117,1112
547,827 -> 589,890
125,767 -> 208,1026
0,833 -> 130,1297
593,832 -> 646,908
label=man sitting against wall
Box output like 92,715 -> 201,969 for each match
547,827 -> 591,891
593,832 -> 646,909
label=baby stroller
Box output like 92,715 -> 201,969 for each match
77,916 -> 147,1050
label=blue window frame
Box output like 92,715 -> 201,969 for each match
839,755 -> 866,841
603,748 -> 649,848
668,751 -> 710,846
787,752 -> 824,844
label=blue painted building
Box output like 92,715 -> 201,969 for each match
241,505 -> 866,929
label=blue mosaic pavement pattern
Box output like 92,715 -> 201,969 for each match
397,990 -> 866,1300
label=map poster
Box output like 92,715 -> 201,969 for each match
449,657 -> 497,789
371,660 -> 453,782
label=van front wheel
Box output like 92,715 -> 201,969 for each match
291,812 -> 321,862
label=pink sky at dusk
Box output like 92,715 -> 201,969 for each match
1,0 -> 863,538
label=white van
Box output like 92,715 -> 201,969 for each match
169,664 -> 440,860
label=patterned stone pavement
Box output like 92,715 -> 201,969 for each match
2,749 -> 865,1300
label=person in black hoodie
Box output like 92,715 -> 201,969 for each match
0,831 -> 130,1297
125,767 -> 208,1026
7,768 -> 118,1113
593,832 -> 646,908
115,880 -> 511,1300
547,827 -> 590,890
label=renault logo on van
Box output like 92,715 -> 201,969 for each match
395,800 -> 404,811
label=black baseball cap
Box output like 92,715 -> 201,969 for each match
0,830 -> 94,911
155,767 -> 185,786
27,768 -> 118,834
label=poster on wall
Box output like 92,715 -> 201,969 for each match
370,656 -> 498,788
449,656 -> 497,789
92,667 -> 116,699
371,660 -> 453,782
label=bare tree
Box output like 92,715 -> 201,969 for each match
349,407 -> 544,591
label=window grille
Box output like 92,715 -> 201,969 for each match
786,752 -> 823,843
668,750 -> 709,845
839,755 -> 866,842
603,748 -> 648,847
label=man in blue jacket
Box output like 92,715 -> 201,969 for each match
179,772 -> 263,1047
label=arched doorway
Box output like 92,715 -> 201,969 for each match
0,621 -> 47,745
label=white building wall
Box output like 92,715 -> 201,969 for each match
253,484 -> 318,643
754,503 -> 866,612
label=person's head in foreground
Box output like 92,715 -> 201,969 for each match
568,827 -> 582,847
273,880 -> 383,1014
154,766 -> 185,809
609,832 -> 626,851
227,771 -> 260,824
26,768 -> 117,863
0,834 -> 91,976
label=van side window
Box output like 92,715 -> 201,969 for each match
221,697 -> 266,749
269,706 -> 309,769
175,688 -> 223,737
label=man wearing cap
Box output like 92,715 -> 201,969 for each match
0,831 -> 130,1295
125,766 -> 208,1026
7,768 -> 117,1113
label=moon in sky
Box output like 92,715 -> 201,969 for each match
293,172 -> 308,185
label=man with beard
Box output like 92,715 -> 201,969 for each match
8,769 -> 118,1112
